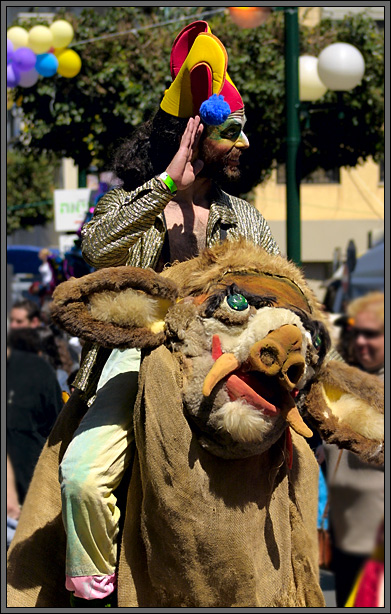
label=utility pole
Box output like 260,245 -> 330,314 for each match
284,7 -> 301,266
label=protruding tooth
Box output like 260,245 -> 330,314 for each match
202,353 -> 241,397
279,391 -> 313,438
284,406 -> 313,438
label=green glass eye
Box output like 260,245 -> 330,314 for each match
227,293 -> 248,311
314,334 -> 322,349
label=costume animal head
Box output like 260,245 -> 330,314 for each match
51,240 -> 383,465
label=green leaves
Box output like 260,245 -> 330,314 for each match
10,7 -> 383,199
7,150 -> 59,234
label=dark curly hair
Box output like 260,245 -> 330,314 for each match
111,108 -> 190,191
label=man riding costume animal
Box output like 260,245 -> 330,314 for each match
67,21 -> 278,605
7,21 -> 383,608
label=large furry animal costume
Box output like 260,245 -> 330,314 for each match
7,240 -> 383,607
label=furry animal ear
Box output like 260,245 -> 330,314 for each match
302,361 -> 384,465
50,266 -> 179,350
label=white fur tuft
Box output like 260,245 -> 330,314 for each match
214,400 -> 275,443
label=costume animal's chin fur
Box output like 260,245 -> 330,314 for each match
214,400 -> 277,443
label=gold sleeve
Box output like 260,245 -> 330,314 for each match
81,178 -> 172,269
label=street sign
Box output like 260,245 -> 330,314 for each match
54,188 -> 91,232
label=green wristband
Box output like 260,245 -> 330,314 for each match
158,171 -> 177,194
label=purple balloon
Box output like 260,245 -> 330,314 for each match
7,38 -> 15,64
14,47 -> 36,72
19,67 -> 40,88
7,63 -> 20,88
35,53 -> 59,78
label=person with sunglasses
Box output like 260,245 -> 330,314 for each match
317,291 -> 384,606
346,292 -> 384,375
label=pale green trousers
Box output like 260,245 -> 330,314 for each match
59,348 -> 140,577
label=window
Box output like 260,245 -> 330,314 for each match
276,164 -> 340,184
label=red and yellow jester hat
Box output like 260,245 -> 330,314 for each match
160,21 -> 244,125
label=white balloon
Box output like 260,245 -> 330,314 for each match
317,43 -> 365,91
299,56 -> 328,101
19,67 -> 40,88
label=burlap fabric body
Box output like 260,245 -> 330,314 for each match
7,347 -> 324,607
118,346 -> 324,607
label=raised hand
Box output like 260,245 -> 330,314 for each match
163,116 -> 204,191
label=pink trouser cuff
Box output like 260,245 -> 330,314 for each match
66,573 -> 117,600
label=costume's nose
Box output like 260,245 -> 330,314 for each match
235,131 -> 249,149
248,324 -> 305,390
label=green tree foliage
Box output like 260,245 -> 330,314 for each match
7,150 -> 59,234
208,9 -> 384,194
11,7 -> 384,198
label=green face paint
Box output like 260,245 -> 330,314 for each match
206,113 -> 248,146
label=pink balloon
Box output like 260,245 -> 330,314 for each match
7,63 -> 20,88
19,67 -> 40,88
14,46 -> 36,72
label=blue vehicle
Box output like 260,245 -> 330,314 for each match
7,244 -> 94,305
7,245 -> 59,275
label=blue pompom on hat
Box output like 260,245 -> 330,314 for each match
199,94 -> 231,126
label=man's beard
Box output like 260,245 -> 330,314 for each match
198,140 -> 242,184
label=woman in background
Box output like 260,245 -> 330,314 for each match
317,292 -> 384,607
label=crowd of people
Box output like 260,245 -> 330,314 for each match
6,298 -> 81,547
6,18 -> 384,609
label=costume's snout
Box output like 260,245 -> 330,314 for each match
249,325 -> 306,390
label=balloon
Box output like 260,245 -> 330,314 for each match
318,43 -> 365,91
19,67 -> 40,88
7,39 -> 15,64
299,56 -> 328,102
13,47 -> 37,72
7,64 -> 20,88
54,47 -> 67,57
7,26 -> 29,49
28,25 -> 53,54
35,53 -> 59,78
50,20 -> 74,48
56,49 -> 82,78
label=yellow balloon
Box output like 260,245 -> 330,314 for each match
28,25 -> 53,54
54,47 -> 67,57
57,49 -> 82,78
50,20 -> 74,49
7,26 -> 29,50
